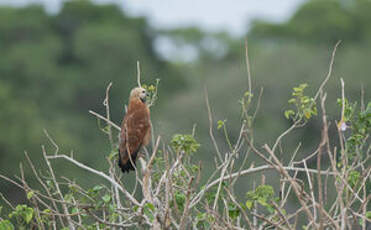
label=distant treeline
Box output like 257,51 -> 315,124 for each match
250,0 -> 371,44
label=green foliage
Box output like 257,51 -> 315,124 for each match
8,205 -> 34,227
245,185 -> 279,214
170,134 -> 200,154
338,99 -> 371,160
195,213 -> 214,229
26,191 -> 34,200
152,155 -> 165,182
347,170 -> 360,188
337,98 -> 357,122
174,192 -> 186,211
143,202 -> 155,222
0,0 -> 186,197
349,101 -> 371,137
0,0 -> 370,228
0,220 -> 14,230
250,0 -> 371,44
366,211 -> 371,219
285,83 -> 317,121
142,78 -> 160,107
102,194 -> 111,203
204,182 -> 226,205
217,120 -> 226,130
227,203 -> 240,220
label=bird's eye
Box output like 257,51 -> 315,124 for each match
142,90 -> 146,93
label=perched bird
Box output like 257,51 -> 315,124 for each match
118,87 -> 151,173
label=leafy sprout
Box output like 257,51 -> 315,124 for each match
285,83 -> 317,121
170,134 -> 200,154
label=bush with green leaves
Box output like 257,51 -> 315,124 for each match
0,43 -> 369,229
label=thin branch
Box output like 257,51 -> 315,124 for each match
46,154 -> 140,206
190,164 -> 335,208
89,110 -> 121,131
179,177 -> 194,230
245,38 -> 252,96
317,91 -> 328,230
103,82 -> 114,147
41,135 -> 75,230
313,40 -> 341,101
204,87 -> 223,162
137,61 -> 142,88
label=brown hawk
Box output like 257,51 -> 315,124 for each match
118,87 -> 151,173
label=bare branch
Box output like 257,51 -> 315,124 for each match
137,61 -> 142,88
204,87 -> 223,162
103,82 -> 114,147
314,40 -> 341,101
46,154 -> 140,206
89,110 -> 121,131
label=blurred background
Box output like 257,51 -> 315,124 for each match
0,0 -> 370,209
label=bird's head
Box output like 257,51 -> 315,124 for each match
130,87 -> 148,103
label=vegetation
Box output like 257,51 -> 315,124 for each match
1,40 -> 370,229
0,0 -> 370,229
0,0 -> 184,194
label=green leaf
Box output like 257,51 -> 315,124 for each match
68,184 -> 78,193
288,98 -> 296,104
0,220 -> 15,230
71,207 -> 78,214
102,194 -> 111,203
175,192 -> 186,211
245,200 -> 253,210
299,83 -> 308,89
257,198 -> 268,207
293,87 -> 301,92
146,202 -> 155,212
148,85 -> 156,92
9,205 -> 34,224
64,193 -> 73,202
23,207 -> 33,224
93,185 -> 104,192
255,185 -> 274,198
267,205 -> 275,214
42,209 -> 51,214
348,170 -> 360,188
228,203 -> 240,219
244,91 -> 253,98
143,204 -> 154,222
304,110 -> 311,119
170,134 -> 200,154
108,150 -> 118,160
217,120 -> 225,130
27,191 -> 34,200
284,110 -> 295,119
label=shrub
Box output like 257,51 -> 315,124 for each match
0,42 -> 369,229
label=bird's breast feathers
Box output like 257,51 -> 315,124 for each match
121,98 -> 151,146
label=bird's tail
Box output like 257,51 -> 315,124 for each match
118,148 -> 139,173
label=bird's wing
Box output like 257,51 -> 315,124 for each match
118,104 -> 150,171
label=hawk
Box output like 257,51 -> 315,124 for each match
118,87 -> 151,173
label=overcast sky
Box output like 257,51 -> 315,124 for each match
0,0 -> 306,36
